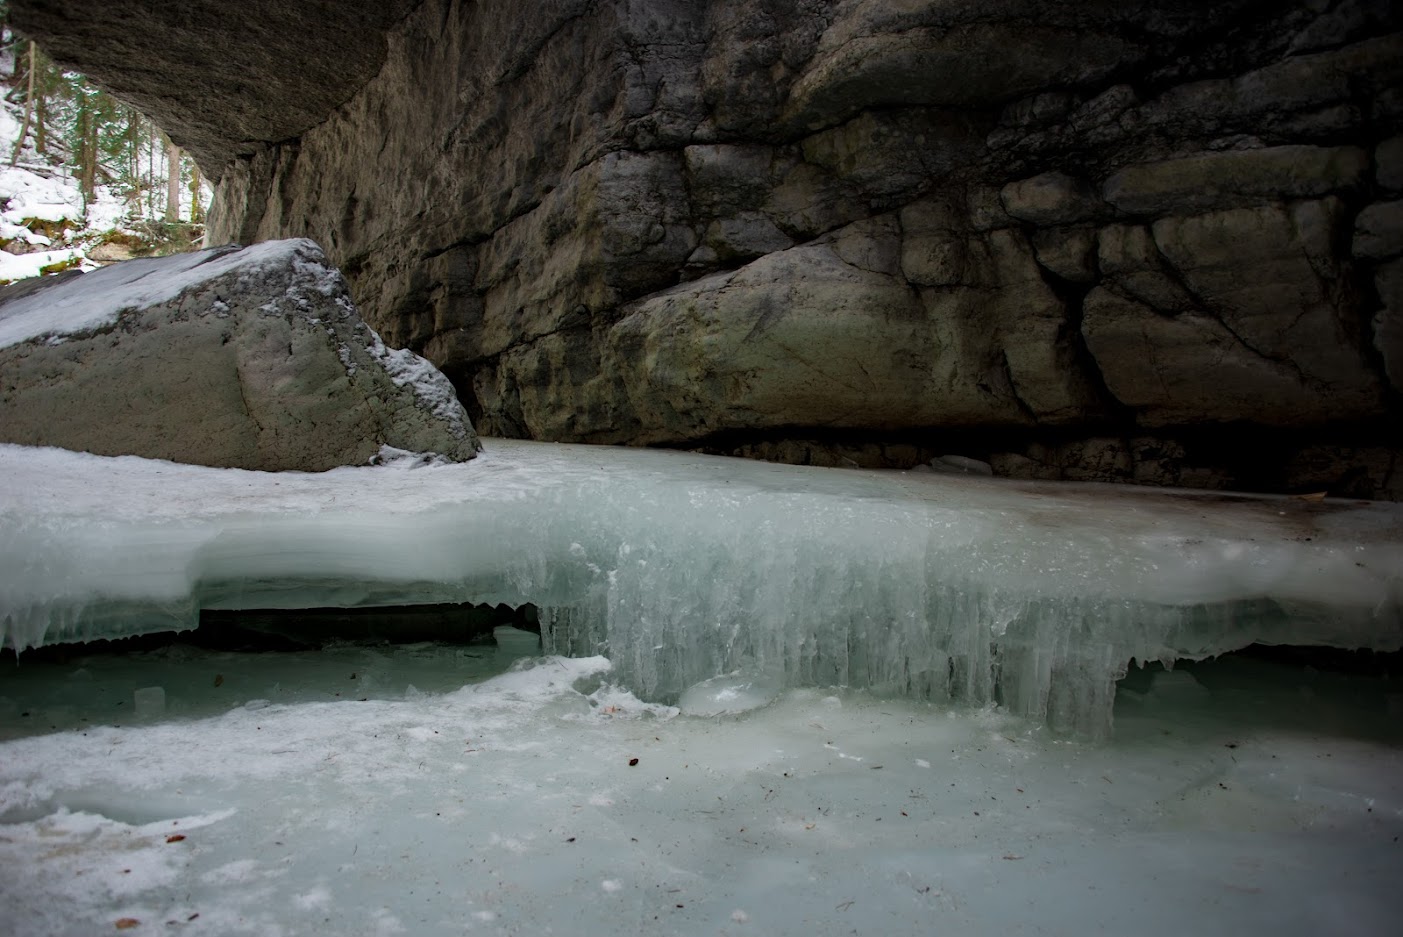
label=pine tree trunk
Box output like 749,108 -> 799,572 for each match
188,161 -> 204,223
75,104 -> 91,206
33,44 -> 49,156
165,139 -> 181,222
79,107 -> 98,206
126,112 -> 141,213
35,92 -> 47,155
9,41 -> 36,167
146,125 -> 156,221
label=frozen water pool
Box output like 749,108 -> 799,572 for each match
0,630 -> 1399,936
1,437 -> 1401,933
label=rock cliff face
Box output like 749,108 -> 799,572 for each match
14,0 -> 1403,495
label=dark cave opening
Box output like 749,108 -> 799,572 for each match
1,601 -> 542,664
1116,644 -> 1403,741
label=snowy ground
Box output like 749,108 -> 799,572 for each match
0,153 -> 127,283
0,92 -> 187,285
0,95 -> 128,282
0,632 -> 1399,937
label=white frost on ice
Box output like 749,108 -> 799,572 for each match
292,886 -> 333,911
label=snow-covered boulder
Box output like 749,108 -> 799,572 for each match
0,239 -> 480,470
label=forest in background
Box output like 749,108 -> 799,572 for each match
0,5 -> 209,284
6,34 -> 206,222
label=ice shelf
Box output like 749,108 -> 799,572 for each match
1,439 -> 1400,736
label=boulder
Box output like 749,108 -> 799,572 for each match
1353,200 -> 1403,260
86,241 -> 139,263
1001,172 -> 1104,226
1083,201 -> 1385,426
0,240 -> 479,470
1101,146 -> 1369,217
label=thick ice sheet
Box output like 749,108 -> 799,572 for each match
1,440 -> 1400,735
0,639 -> 1399,936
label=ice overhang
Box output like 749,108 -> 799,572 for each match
3,439 -> 1400,737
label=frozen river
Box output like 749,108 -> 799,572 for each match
1,438 -> 1400,934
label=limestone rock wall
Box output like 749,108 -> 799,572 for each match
189,0 -> 1403,495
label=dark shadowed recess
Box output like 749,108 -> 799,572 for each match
2,602 -> 541,662
662,422 -> 1400,499
1117,646 -> 1403,743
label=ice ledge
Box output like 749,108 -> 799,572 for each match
2,439 -> 1400,736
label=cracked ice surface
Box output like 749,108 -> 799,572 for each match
1,438 -> 1400,736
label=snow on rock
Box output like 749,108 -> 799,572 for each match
0,219 -> 52,245
366,329 -> 474,446
0,238 -> 319,347
1,438 -> 1399,736
0,238 -> 480,469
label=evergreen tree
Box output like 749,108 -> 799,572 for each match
9,38 -> 33,166
0,16 -> 212,243
188,160 -> 204,224
164,136 -> 180,222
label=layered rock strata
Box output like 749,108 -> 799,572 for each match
14,0 -> 1403,495
0,240 -> 480,470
